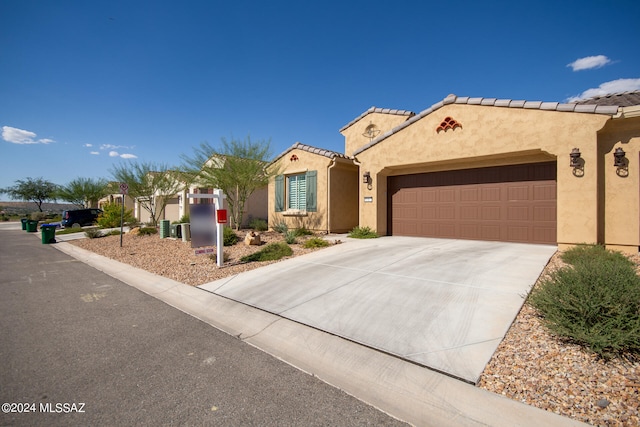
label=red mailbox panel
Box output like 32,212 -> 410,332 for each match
216,209 -> 227,223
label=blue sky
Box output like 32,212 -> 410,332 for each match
2,0 -> 640,193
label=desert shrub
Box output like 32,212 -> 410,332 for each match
348,226 -> 379,239
240,242 -> 292,262
209,252 -> 231,263
223,226 -> 238,246
294,227 -> 313,237
528,245 -> 640,358
272,222 -> 288,234
105,229 -> 122,236
84,228 -> 103,239
284,230 -> 297,244
138,227 -> 158,236
97,202 -> 135,228
249,217 -> 268,231
179,214 -> 190,224
30,211 -> 47,221
303,237 -> 329,248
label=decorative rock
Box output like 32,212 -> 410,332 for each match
244,231 -> 261,246
596,398 -> 610,408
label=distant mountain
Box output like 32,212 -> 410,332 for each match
0,201 -> 77,215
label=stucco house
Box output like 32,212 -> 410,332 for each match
268,91 -> 640,253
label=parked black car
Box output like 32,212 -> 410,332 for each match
61,208 -> 103,228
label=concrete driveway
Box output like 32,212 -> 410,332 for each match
199,236 -> 556,384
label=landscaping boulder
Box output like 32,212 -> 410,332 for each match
244,231 -> 261,245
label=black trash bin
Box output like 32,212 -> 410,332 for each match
41,224 -> 56,244
21,218 -> 28,230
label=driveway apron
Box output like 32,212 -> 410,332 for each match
199,236 -> 556,384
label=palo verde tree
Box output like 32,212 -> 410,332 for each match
181,135 -> 277,230
57,177 -> 109,208
110,161 -> 186,227
1,177 -> 58,212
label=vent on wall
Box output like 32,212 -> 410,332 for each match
436,117 -> 461,132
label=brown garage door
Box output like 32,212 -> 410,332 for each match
388,162 -> 556,244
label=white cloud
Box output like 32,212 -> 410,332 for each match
84,143 -> 93,147
101,143 -> 134,150
108,150 -> 137,159
2,126 -> 55,144
90,151 -> 100,155
567,55 -> 611,71
567,78 -> 640,102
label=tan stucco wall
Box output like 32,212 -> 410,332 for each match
355,104 -> 614,247
598,116 -> 640,252
268,148 -> 331,232
243,186 -> 268,226
341,112 -> 413,157
328,160 -> 359,233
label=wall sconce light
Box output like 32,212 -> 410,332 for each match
569,148 -> 581,168
613,147 -> 626,167
362,171 -> 373,190
613,147 -> 628,177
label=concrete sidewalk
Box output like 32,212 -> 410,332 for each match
50,236 -> 586,426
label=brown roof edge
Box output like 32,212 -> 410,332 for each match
339,106 -> 416,133
352,94 -> 621,156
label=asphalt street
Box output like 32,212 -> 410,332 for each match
0,227 -> 406,426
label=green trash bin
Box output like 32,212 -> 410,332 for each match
21,218 -> 28,230
41,224 -> 56,244
26,220 -> 38,232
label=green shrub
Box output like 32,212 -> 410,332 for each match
30,212 -> 47,221
138,227 -> 158,236
97,202 -> 135,228
249,217 -> 268,231
223,226 -> 238,246
294,227 -> 313,237
303,237 -> 329,248
179,214 -> 190,224
240,242 -> 293,262
105,229 -> 122,236
284,230 -> 297,244
348,226 -> 379,239
272,222 -> 288,234
529,245 -> 640,358
84,228 -> 103,239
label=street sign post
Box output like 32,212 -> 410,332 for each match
119,183 -> 129,247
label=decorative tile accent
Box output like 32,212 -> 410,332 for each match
436,117 -> 462,133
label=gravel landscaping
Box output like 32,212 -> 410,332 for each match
69,232 -> 639,426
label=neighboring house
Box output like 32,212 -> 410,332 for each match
269,91 -> 640,253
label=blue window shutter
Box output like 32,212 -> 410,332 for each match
306,170 -> 317,212
275,175 -> 284,212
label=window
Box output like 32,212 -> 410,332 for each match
288,174 -> 306,210
275,171 -> 316,213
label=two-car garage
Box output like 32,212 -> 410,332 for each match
388,162 -> 557,244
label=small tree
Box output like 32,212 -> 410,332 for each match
97,202 -> 135,228
182,135 -> 278,230
110,162 -> 185,227
57,177 -> 109,208
1,177 -> 58,212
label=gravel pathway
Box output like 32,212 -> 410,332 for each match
69,233 -> 639,426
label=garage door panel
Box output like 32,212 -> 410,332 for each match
389,162 -> 556,244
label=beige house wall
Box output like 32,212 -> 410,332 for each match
354,104 -> 613,248
269,148 -> 331,231
328,160 -> 359,233
268,148 -> 359,233
341,112 -> 413,157
598,116 -> 640,252
243,186 -> 268,225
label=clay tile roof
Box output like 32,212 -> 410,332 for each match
271,141 -> 352,165
352,93 -> 623,156
339,106 -> 415,132
572,91 -> 640,107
